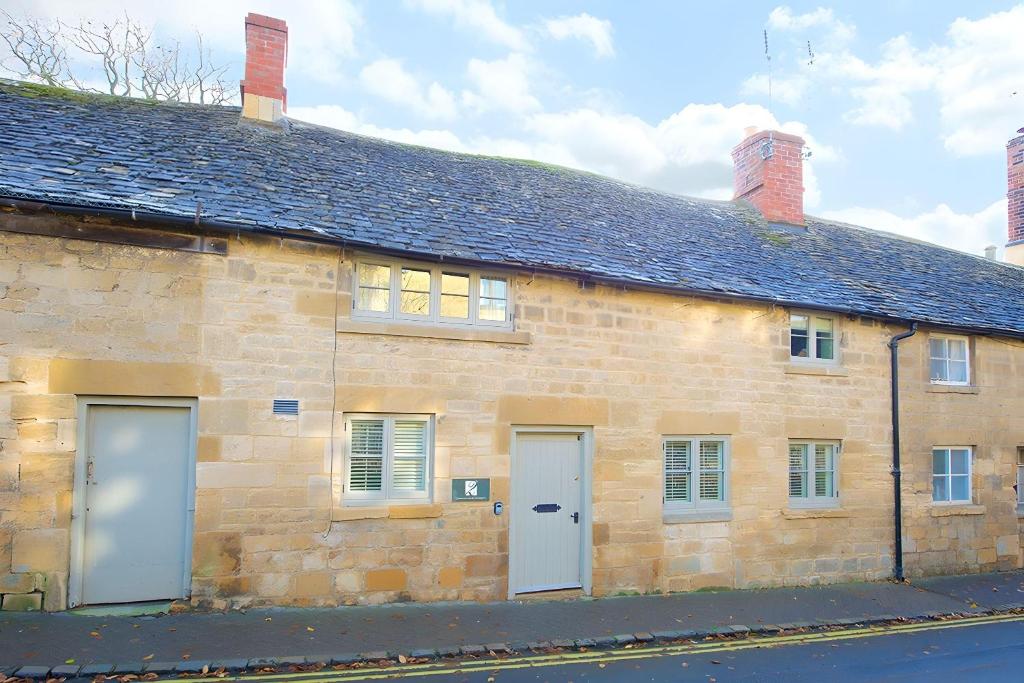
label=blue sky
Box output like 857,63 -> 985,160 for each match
5,0 -> 1024,255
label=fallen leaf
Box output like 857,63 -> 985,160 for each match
397,655 -> 407,664
65,660 -> 76,665
306,626 -> 315,632
711,660 -> 721,665
88,631 -> 101,638
142,655 -> 154,662
265,618 -> 272,622
201,665 -> 209,675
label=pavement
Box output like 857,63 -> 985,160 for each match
2,571 -> 1024,678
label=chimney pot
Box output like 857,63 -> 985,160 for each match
731,129 -> 806,225
984,245 -> 998,261
240,13 -> 288,123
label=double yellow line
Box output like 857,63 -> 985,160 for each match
190,612 -> 1024,682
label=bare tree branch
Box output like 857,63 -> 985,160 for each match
0,10 -> 233,104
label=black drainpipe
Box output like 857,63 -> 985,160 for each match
888,322 -> 918,581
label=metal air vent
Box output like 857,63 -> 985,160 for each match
272,399 -> 299,415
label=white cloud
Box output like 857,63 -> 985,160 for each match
933,6 -> 1024,155
292,95 -> 834,211
404,0 -> 527,51
359,59 -> 457,121
520,103 -> 834,207
751,4 -> 1024,149
461,53 -> 540,114
290,104 -> 469,151
822,199 -> 1007,257
767,6 -> 855,43
545,13 -> 614,58
1,0 -> 362,84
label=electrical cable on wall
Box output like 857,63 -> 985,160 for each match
322,247 -> 342,539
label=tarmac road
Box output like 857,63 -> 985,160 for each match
201,613 -> 1024,682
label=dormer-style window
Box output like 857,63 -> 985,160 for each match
790,313 -> 835,362
929,335 -> 970,385
353,258 -> 512,328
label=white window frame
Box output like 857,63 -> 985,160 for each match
932,446 -> 973,505
662,435 -> 730,515
928,334 -> 971,386
788,440 -> 840,508
343,413 -> 434,506
1017,447 -> 1024,512
789,312 -> 838,364
353,261 -> 395,321
352,255 -> 513,329
1015,448 -> 1024,511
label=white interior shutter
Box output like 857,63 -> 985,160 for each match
391,420 -> 427,492
698,440 -> 724,502
789,444 -> 808,497
349,420 -> 384,492
664,440 -> 692,503
814,444 -> 835,497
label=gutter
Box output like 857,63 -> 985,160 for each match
2,196 -> 1023,341
888,322 -> 918,582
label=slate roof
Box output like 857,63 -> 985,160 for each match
2,80 -> 1024,337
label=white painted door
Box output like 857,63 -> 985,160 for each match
81,404 -> 192,604
511,433 -> 584,594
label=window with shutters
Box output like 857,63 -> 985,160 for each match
663,436 -> 729,516
344,414 -> 432,505
789,441 -> 840,508
352,257 -> 512,329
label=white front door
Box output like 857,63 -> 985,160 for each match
510,432 -> 586,595
77,402 -> 194,605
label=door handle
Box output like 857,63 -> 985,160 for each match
571,512 -> 579,524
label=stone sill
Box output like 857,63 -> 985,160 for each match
663,510 -> 732,524
930,504 -> 986,517
926,383 -> 980,394
785,362 -> 849,377
337,318 -> 531,345
333,503 -> 443,521
783,507 -> 849,519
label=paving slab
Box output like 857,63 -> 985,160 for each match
0,574 -> 1005,668
914,571 -> 1024,609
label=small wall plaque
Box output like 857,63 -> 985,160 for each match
452,478 -> 490,501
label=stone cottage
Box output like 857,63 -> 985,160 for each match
1,13 -> 1024,612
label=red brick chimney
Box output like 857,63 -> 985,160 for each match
1006,129 -> 1024,266
731,129 -> 806,226
240,13 -> 288,123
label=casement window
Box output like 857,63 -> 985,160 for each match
932,447 -> 972,504
1017,447 -> 1024,510
345,414 -> 432,505
790,313 -> 835,362
929,335 -> 970,385
353,258 -> 511,328
789,441 -> 839,507
663,436 -> 729,514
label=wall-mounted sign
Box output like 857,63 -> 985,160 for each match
452,478 -> 490,501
